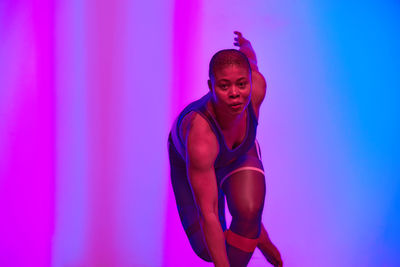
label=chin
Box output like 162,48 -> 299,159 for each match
229,106 -> 244,115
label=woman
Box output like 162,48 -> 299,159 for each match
168,31 -> 282,267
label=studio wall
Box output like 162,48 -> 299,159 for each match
0,0 -> 399,266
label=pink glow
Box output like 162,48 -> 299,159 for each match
1,1 -> 399,266
0,0 -> 55,265
163,0 -> 204,265
82,0 -> 125,265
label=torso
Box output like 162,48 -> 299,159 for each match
178,69 -> 265,150
179,97 -> 258,152
205,100 -> 248,151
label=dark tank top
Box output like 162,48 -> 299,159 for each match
171,91 -> 258,170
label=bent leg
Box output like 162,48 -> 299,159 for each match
222,169 -> 266,266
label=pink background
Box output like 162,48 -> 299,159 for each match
1,0 -> 399,266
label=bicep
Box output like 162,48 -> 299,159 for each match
185,118 -> 219,217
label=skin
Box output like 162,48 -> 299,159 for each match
207,64 -> 252,150
180,32 -> 283,267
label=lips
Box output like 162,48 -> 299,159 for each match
230,103 -> 242,107
230,103 -> 242,110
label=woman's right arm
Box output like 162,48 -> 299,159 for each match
183,113 -> 229,267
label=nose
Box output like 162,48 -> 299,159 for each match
229,86 -> 239,98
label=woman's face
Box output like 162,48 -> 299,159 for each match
209,64 -> 252,116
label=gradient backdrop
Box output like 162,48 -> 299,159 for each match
1,0 -> 399,266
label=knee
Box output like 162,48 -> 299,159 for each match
232,201 -> 263,224
230,206 -> 262,239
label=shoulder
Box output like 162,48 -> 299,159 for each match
181,111 -> 219,168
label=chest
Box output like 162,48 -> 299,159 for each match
221,113 -> 248,150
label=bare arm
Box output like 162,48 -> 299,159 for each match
234,31 -> 259,71
234,32 -> 282,266
234,31 -> 267,117
183,113 -> 229,267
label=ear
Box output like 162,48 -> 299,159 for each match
208,79 -> 213,91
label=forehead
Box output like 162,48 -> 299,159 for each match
213,64 -> 250,81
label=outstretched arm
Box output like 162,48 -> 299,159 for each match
233,31 -> 267,116
233,31 -> 259,71
234,32 -> 282,266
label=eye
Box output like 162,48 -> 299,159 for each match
219,84 -> 229,90
237,81 -> 247,88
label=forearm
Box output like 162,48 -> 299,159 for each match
201,214 -> 230,267
234,31 -> 258,71
239,43 -> 258,71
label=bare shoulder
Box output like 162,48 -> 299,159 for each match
181,111 -> 219,168
251,70 -> 267,118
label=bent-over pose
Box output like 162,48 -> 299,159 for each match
168,32 -> 282,267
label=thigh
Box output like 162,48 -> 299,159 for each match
222,169 -> 266,219
216,140 -> 264,188
219,140 -> 266,218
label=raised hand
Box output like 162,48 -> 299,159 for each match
233,31 -> 251,48
233,31 -> 258,70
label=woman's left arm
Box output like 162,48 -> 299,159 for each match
234,31 -> 267,115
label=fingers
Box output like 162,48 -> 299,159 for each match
265,251 -> 280,266
272,259 -> 282,267
234,31 -> 243,37
233,31 -> 251,48
233,37 -> 240,47
233,33 -> 244,47
234,31 -> 243,43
